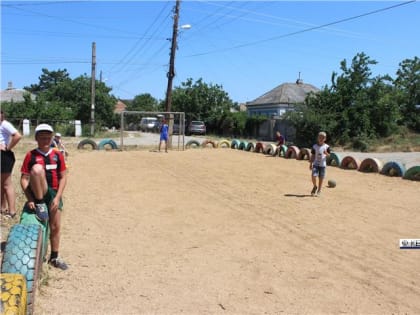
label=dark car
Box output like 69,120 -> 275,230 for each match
187,121 -> 206,135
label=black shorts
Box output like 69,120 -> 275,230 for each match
1,150 -> 16,174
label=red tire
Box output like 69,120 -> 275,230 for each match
255,142 -> 266,153
297,148 -> 311,160
359,158 -> 383,173
201,140 -> 216,148
341,156 -> 361,170
285,146 -> 300,159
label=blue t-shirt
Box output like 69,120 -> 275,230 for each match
160,124 -> 169,139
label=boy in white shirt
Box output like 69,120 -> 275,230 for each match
309,132 -> 331,197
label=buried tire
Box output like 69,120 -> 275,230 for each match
264,143 -> 277,156
341,156 -> 361,170
359,158 -> 383,173
245,142 -> 256,152
185,140 -> 200,149
297,148 -> 311,160
380,161 -> 406,177
255,142 -> 265,153
238,141 -> 248,151
327,152 -> 341,167
98,139 -> 118,150
201,140 -> 216,148
230,139 -> 240,149
217,140 -> 230,148
403,166 -> 420,181
285,146 -> 300,159
0,273 -> 27,315
278,145 -> 288,157
1,224 -> 43,314
77,139 -> 98,150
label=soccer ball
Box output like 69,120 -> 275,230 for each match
327,179 -> 337,188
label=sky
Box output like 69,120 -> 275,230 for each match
1,1 -> 419,104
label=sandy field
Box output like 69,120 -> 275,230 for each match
7,147 -> 420,314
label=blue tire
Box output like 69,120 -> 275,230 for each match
98,139 -> 118,150
238,141 -> 248,150
231,139 -> 240,149
1,224 -> 43,313
380,161 -> 406,177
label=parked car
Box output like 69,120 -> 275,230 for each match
187,121 -> 206,135
139,117 -> 159,133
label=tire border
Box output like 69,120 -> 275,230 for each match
98,139 -> 118,150
359,158 -> 383,173
77,139 -> 98,150
341,156 -> 361,170
380,161 -> 406,177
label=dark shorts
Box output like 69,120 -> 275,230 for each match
23,186 -> 64,214
312,165 -> 326,178
1,150 -> 16,173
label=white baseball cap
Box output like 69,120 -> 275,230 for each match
35,124 -> 54,135
55,132 -> 62,137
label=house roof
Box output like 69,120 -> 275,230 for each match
114,100 -> 127,113
247,81 -> 319,107
0,82 -> 36,103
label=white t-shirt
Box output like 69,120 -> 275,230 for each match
0,120 -> 18,146
311,143 -> 330,167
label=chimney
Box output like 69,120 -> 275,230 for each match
7,81 -> 14,90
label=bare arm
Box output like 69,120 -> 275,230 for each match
7,132 -> 22,151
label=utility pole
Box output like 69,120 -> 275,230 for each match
90,42 -> 96,136
165,0 -> 181,148
165,0 -> 180,113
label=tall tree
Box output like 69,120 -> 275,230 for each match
127,93 -> 159,112
25,68 -> 70,94
394,57 -> 420,131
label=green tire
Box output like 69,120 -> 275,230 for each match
403,166 -> 420,181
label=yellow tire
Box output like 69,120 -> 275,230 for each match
217,140 -> 231,148
0,273 -> 27,315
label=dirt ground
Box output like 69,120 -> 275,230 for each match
12,147 -> 419,314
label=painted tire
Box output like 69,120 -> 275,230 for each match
255,142 -> 266,153
359,158 -> 383,173
217,140 -> 231,148
0,273 -> 27,315
380,161 -> 406,177
230,139 -> 240,149
98,139 -> 118,150
327,152 -> 341,167
264,143 -> 277,156
285,146 -> 300,159
279,145 -> 288,157
238,141 -> 248,151
1,224 -> 43,314
185,140 -> 200,149
201,140 -> 216,148
245,142 -> 256,152
297,148 -> 312,160
341,156 -> 361,170
77,139 -> 98,150
403,166 -> 420,181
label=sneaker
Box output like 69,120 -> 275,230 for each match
311,186 -> 317,196
317,190 -> 322,197
35,203 -> 49,222
48,257 -> 68,270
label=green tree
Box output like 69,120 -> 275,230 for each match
127,93 -> 159,111
171,78 -> 234,131
394,57 -> 420,131
25,68 -> 70,94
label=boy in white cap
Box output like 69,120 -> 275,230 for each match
51,132 -> 68,157
21,124 -> 68,270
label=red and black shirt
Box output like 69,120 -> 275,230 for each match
21,148 -> 66,190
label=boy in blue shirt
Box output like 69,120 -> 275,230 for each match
159,119 -> 169,153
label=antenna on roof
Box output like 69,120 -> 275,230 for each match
296,72 -> 303,85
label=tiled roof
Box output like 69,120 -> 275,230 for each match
247,82 -> 319,106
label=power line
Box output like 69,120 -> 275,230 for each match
182,0 -> 416,58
